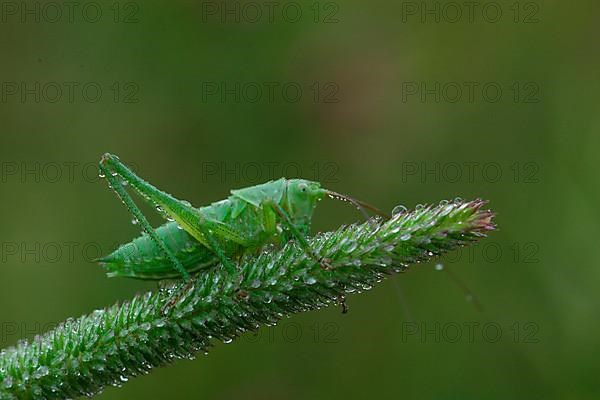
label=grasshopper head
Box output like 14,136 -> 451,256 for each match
285,179 -> 327,230
285,179 -> 390,233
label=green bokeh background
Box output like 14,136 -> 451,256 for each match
0,0 -> 597,398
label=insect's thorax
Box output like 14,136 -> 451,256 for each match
199,196 -> 281,250
199,181 -> 316,252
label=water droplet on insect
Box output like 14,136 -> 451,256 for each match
131,218 -> 139,225
400,233 -> 411,241
223,337 -> 233,344
439,199 -> 449,206
98,172 -> 106,178
111,172 -> 118,177
415,204 -> 424,211
156,206 -> 163,212
392,205 -> 407,217
119,375 -> 129,382
435,263 -> 444,271
303,276 -> 317,285
176,224 -> 183,230
454,197 -> 463,204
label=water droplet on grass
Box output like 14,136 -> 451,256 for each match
392,205 -> 407,216
250,279 -> 261,288
33,366 -> 49,378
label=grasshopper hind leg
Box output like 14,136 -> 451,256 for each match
100,153 -> 246,277
98,155 -> 191,280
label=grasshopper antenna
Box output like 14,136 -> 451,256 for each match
326,190 -> 391,221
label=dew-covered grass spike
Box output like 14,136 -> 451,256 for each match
0,199 -> 495,400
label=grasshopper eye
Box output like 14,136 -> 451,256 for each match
298,183 -> 308,193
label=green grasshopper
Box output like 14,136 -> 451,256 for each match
97,153 -> 387,281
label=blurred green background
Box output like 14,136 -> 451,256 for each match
0,0 -> 597,398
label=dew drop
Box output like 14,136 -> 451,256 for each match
250,279 -> 261,289
351,259 -> 362,267
2,376 -> 13,389
384,244 -> 395,252
342,240 -> 358,253
33,366 -> 49,379
266,277 -> 278,286
392,205 -> 407,217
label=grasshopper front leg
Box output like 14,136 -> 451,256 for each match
265,200 -> 333,269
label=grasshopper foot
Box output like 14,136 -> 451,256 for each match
339,295 -> 349,314
320,257 -> 333,270
161,280 -> 195,315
